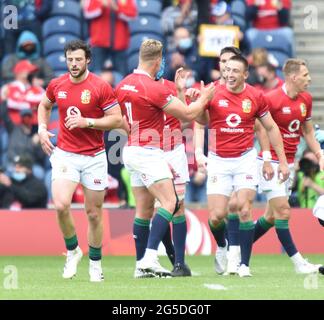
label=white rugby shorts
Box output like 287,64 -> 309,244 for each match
49,147 -> 108,190
123,146 -> 173,188
163,144 -> 189,185
207,148 -> 258,196
257,158 -> 295,201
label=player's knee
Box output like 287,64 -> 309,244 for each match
209,216 -> 223,227
209,208 -> 226,225
209,208 -> 227,224
274,204 -> 291,220
228,199 -> 238,213
161,196 -> 178,215
265,216 -> 275,225
239,208 -> 252,222
86,209 -> 102,225
54,200 -> 70,214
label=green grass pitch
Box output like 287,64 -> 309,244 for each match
1,255 -> 324,300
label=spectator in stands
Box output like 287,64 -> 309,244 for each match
254,62 -> 284,93
3,0 -> 52,55
1,59 -> 44,126
165,26 -> 210,82
100,67 -> 116,88
161,0 -> 197,43
245,0 -> 291,29
245,0 -> 294,56
0,154 -> 48,209
295,150 -> 324,208
83,0 -> 137,76
246,47 -> 269,85
1,30 -> 53,86
0,102 -> 46,179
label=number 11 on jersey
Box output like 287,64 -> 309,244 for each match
125,102 -> 133,125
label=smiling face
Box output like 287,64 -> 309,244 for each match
219,51 -> 236,81
225,59 -> 249,93
66,49 -> 90,79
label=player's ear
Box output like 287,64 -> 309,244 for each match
244,70 -> 249,80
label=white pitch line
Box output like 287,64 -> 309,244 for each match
204,283 -> 228,290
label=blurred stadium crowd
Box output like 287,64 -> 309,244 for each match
0,0 -> 323,209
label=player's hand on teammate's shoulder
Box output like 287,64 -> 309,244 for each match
262,161 -> 274,181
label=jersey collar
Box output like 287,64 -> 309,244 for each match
282,83 -> 288,95
134,69 -> 153,79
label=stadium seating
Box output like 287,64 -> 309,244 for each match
43,34 -> 78,56
127,33 -> 164,56
50,0 -> 82,20
42,16 -> 81,38
127,52 -> 139,73
137,0 -> 162,18
45,52 -> 67,73
48,106 -> 59,147
0,126 -> 8,168
129,16 -> 163,37
246,28 -> 294,58
231,0 -> 247,32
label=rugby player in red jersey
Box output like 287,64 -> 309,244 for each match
254,59 -> 323,274
115,39 -> 215,277
195,55 -> 289,277
38,40 -> 126,282
195,46 -> 250,275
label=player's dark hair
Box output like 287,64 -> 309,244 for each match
228,55 -> 249,71
64,39 -> 92,60
220,46 -> 241,57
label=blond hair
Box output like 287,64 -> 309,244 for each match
252,48 -> 268,66
283,59 -> 307,76
139,39 -> 163,63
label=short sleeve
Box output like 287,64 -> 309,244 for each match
148,82 -> 174,110
256,92 -> 269,118
100,82 -> 119,111
45,79 -> 56,103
